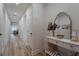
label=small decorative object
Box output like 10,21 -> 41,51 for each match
48,22 -> 57,31
56,34 -> 64,39
52,23 -> 57,36
52,23 -> 57,30
47,22 -> 57,36
48,22 -> 53,31
47,22 -> 53,36
71,29 -> 77,41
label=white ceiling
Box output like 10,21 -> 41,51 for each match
3,3 -> 31,22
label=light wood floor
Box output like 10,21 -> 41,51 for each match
1,34 -> 31,56
0,34 -> 45,56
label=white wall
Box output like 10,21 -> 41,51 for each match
0,4 -> 10,54
45,4 -> 79,38
32,4 -> 46,54
19,16 -> 25,40
0,3 -> 4,54
0,4 -> 5,38
4,7 -> 11,46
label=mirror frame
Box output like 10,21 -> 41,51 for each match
53,12 -> 72,39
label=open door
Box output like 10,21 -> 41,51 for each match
18,5 -> 32,50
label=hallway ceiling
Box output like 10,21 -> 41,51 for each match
4,3 -> 31,22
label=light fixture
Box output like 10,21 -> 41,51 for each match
13,12 -> 17,20
14,12 -> 17,15
13,12 -> 17,16
16,3 -> 20,5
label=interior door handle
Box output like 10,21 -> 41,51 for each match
0,33 -> 2,36
30,33 -> 32,35
30,33 -> 32,36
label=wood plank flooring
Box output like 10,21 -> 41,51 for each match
1,34 -> 32,56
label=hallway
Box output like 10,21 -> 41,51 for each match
0,3 -> 33,56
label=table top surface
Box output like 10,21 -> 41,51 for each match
46,36 -> 79,46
